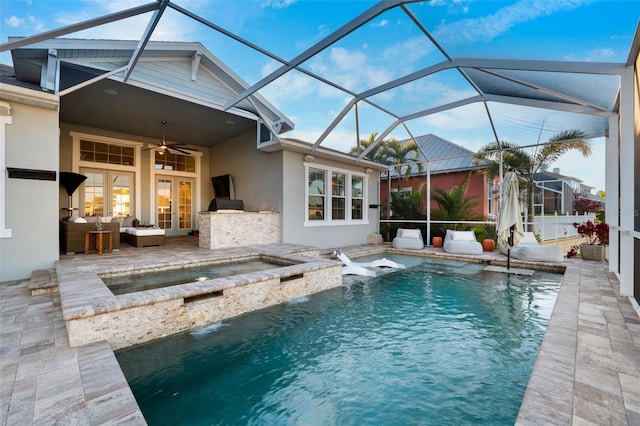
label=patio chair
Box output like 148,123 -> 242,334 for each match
499,232 -> 563,263
392,228 -> 424,250
443,229 -> 483,255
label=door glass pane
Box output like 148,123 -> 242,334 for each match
83,172 -> 104,216
157,179 -> 172,230
179,180 -> 192,230
112,174 -> 131,218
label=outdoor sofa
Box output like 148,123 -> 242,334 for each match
443,229 -> 483,255
499,232 -> 563,263
61,220 -> 120,254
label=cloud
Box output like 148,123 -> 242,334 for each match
434,0 -> 590,45
371,19 -> 389,28
51,0 -> 201,41
5,16 -> 23,28
260,0 -> 298,10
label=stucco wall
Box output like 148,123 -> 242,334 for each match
1,102 -> 60,281
209,130 -> 283,209
281,150 -> 379,248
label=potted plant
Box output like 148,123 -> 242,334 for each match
568,220 -> 609,261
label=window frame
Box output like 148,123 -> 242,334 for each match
304,162 -> 369,227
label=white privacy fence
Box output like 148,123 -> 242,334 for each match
531,212 -> 596,241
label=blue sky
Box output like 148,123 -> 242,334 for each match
1,0 -> 638,192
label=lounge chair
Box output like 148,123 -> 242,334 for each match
333,249 -> 405,277
500,232 -> 563,263
392,228 -> 424,250
443,229 -> 483,255
334,249 -> 405,269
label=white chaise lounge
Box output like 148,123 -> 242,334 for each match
392,228 -> 424,250
500,232 -> 563,263
333,249 -> 405,277
443,229 -> 483,255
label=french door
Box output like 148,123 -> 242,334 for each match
156,176 -> 194,235
80,168 -> 134,218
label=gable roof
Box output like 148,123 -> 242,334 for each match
5,38 -> 294,147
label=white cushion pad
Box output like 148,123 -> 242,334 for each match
451,231 -> 476,241
128,228 -> 165,236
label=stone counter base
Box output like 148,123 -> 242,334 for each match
60,254 -> 341,350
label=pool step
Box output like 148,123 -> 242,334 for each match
27,268 -> 58,295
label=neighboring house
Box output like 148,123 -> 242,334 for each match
380,134 -> 496,219
533,168 -> 602,215
0,38 -> 384,281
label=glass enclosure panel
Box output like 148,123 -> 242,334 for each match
157,179 -> 172,230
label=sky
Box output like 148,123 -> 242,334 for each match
1,0 -> 638,192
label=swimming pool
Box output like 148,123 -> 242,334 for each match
116,255 -> 560,425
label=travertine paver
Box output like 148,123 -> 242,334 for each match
1,237 -> 639,425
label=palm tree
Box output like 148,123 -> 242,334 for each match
430,175 -> 482,232
349,132 -> 387,162
475,129 -> 591,231
383,138 -> 423,190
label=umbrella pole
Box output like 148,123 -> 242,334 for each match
507,225 -> 515,270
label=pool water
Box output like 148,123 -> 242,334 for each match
103,257 -> 293,295
116,256 -> 560,425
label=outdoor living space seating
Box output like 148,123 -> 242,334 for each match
443,229 -> 483,255
500,232 -> 563,263
392,228 -> 424,250
122,227 -> 166,248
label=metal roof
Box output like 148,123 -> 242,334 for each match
387,133 -> 487,177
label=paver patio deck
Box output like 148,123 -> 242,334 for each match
1,236 -> 639,425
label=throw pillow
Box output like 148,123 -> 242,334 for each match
401,229 -> 422,239
122,216 -> 135,227
111,217 -> 124,226
452,231 -> 476,241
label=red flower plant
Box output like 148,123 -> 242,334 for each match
572,220 -> 609,246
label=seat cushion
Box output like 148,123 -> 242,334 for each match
128,228 -> 165,236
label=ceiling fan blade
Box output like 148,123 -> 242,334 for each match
168,146 -> 192,155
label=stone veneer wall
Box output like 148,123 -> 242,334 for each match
199,211 -> 280,249
65,263 -> 341,350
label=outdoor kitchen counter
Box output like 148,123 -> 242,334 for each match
198,210 -> 281,249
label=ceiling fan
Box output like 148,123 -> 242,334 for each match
144,121 -> 198,155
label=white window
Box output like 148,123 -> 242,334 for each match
305,163 -> 368,226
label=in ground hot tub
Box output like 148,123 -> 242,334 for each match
57,252 -> 342,349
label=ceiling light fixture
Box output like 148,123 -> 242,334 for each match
103,88 -> 118,96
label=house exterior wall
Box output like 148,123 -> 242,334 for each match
1,102 -> 60,281
209,130 -> 283,210
380,169 -> 489,218
281,150 -> 378,248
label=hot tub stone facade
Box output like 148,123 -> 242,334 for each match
58,250 -> 341,350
